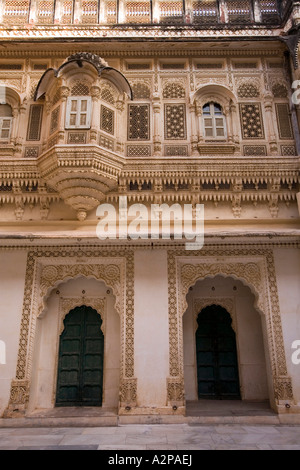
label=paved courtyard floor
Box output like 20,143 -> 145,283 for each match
0,423 -> 300,450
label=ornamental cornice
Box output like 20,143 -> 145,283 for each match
1,156 -> 299,182
0,26 -> 282,42
0,49 -> 286,59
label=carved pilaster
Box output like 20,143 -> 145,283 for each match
119,377 -> 137,408
167,377 -> 185,406
263,92 -> 278,154
4,380 -> 30,417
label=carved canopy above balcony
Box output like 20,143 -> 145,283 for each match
34,52 -> 133,101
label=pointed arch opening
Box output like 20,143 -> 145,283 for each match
183,276 -> 270,405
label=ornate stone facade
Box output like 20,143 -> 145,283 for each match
0,0 -> 299,420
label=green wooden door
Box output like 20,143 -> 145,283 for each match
196,305 -> 240,400
56,305 -> 104,406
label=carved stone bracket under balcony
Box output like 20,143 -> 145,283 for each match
37,145 -> 124,220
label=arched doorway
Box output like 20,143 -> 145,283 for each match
56,305 -> 104,407
183,276 -> 270,404
196,305 -> 240,400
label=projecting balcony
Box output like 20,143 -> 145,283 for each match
0,0 -> 288,28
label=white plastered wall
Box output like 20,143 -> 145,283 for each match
274,247 -> 300,406
134,250 -> 169,409
183,275 -> 269,402
0,250 -> 28,416
28,276 -> 120,411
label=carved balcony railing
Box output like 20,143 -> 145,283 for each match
0,0 -> 290,27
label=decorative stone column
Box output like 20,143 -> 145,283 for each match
189,102 -> 198,155
57,85 -> 70,144
118,0 -> 125,22
219,0 -> 228,23
253,0 -> 262,22
229,102 -> 240,145
195,103 -> 204,144
224,104 -> 233,143
54,0 -> 62,23
28,0 -> 38,23
0,0 -> 4,23
116,96 -> 125,153
13,99 -> 27,156
263,92 -> 278,155
153,92 -> 162,156
152,0 -> 160,23
74,0 -> 82,23
90,85 -> 100,143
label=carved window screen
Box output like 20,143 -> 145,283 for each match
163,83 -> 185,99
27,104 -> 43,141
131,83 -> 151,100
105,0 -> 117,23
159,0 -> 184,22
275,103 -> 293,140
3,0 -> 30,24
61,0 -> 74,23
65,96 -> 92,129
128,104 -> 150,141
101,88 -> 115,105
226,0 -> 252,23
164,104 -> 186,140
192,0 -> 218,24
125,0 -> 151,23
36,0 -> 55,24
50,106 -> 60,135
239,103 -> 264,139
82,0 -> 98,23
71,83 -> 89,96
259,0 -> 280,23
100,105 -> 114,135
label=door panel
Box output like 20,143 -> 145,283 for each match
56,305 -> 104,406
196,305 -> 240,400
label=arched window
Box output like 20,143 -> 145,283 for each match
0,104 -> 13,141
202,102 -> 226,139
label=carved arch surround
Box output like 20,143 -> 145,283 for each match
167,249 -> 294,407
7,247 -> 136,414
193,83 -> 237,110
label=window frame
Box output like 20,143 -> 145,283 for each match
0,116 -> 12,141
65,96 -> 92,130
202,102 -> 227,140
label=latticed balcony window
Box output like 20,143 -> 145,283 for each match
202,103 -> 226,139
104,0 -> 117,23
82,0 -> 98,24
3,0 -> 30,24
159,0 -> 184,23
36,0 -> 55,24
259,0 -> 280,24
192,0 -> 218,24
125,0 -> 151,23
226,0 -> 252,23
0,104 -> 13,141
61,0 -> 74,23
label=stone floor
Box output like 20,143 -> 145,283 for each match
1,401 -> 300,450
0,423 -> 300,450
